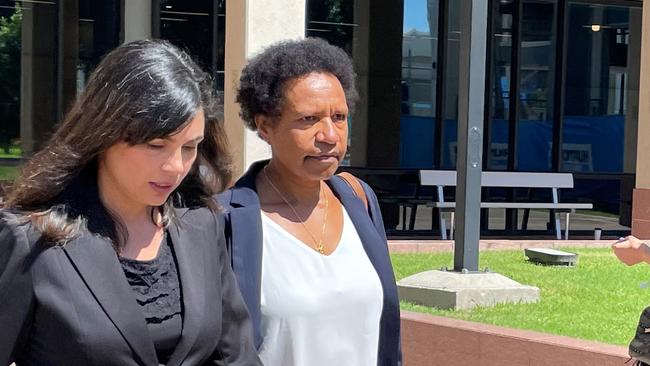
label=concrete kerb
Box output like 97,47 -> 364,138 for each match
388,239 -> 615,254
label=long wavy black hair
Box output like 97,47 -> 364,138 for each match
5,39 -> 231,249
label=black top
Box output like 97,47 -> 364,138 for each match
119,235 -> 182,365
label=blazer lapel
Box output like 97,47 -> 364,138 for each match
63,233 -> 158,366
327,178 -> 393,277
166,214 -> 206,366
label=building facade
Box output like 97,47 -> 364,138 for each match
0,0 -> 647,237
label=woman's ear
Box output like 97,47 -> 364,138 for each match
254,115 -> 272,143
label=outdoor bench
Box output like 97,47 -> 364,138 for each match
419,170 -> 593,240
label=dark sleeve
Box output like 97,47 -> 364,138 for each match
0,215 -> 35,366
360,182 -> 403,365
207,215 -> 262,366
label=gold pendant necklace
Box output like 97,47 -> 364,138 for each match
263,166 -> 329,254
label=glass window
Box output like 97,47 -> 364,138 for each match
0,1 -> 24,164
441,0 -> 460,169
487,0 -> 514,171
400,0 -> 438,168
562,3 -> 639,173
515,0 -> 556,171
306,0 -> 356,165
306,0 -> 354,55
78,0 -> 121,91
0,0 -> 58,163
156,0 -> 226,93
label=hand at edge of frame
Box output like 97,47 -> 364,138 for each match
612,235 -> 650,266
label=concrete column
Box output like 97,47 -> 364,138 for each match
20,2 -> 58,155
123,0 -> 151,42
632,0 -> 650,237
224,0 -> 305,178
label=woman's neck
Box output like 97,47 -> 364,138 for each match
263,161 -> 322,204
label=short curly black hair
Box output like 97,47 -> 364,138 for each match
236,37 -> 358,131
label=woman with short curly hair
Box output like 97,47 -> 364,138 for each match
219,37 -> 401,366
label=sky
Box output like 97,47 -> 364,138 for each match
403,0 -> 433,33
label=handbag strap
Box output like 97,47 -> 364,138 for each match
337,172 -> 368,210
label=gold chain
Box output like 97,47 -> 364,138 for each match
263,166 -> 329,254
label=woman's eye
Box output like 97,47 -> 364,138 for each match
333,114 -> 347,122
183,145 -> 198,151
300,116 -> 319,122
147,143 -> 165,149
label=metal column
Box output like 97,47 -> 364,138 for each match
454,0 -> 488,272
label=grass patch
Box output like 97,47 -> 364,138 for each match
392,248 -> 647,346
0,145 -> 22,159
0,165 -> 19,180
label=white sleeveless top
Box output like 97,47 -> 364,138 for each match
258,207 -> 384,366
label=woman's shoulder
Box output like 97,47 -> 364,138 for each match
215,186 -> 261,211
0,209 -> 41,265
176,206 -> 220,227
0,209 -> 39,240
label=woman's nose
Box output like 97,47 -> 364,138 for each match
316,118 -> 339,143
161,149 -> 184,174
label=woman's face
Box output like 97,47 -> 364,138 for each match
98,108 -> 205,211
256,72 -> 349,182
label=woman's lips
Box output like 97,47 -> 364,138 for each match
149,182 -> 174,195
308,154 -> 339,162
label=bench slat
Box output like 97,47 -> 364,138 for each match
428,202 -> 593,209
419,170 -> 576,189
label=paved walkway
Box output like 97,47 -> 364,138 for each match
396,207 -> 628,232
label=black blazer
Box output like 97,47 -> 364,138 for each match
217,161 -> 402,366
0,207 -> 261,366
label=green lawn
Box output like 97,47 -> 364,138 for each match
392,248 -> 648,346
0,165 -> 19,180
0,145 -> 22,159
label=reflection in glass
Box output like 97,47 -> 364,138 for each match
488,0 -> 514,170
516,0 -> 556,171
0,2 -> 22,157
0,0 -> 59,157
400,0 -> 438,168
306,0 -> 354,55
562,3 -> 637,173
441,0 -> 460,169
306,0 -> 355,165
78,0 -> 120,92
157,0 -> 225,92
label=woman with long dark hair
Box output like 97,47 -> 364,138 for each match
0,40 -> 260,366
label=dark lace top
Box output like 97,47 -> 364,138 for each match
119,234 -> 182,365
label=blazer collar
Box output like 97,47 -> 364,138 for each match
62,209 -> 206,366
166,212 -> 206,366
62,232 -> 159,366
327,177 -> 393,272
229,160 -> 268,207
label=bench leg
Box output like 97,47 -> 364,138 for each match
409,205 -> 418,230
439,211 -> 448,240
522,208 -> 530,230
564,212 -> 570,240
554,212 -> 562,240
450,212 -> 455,240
